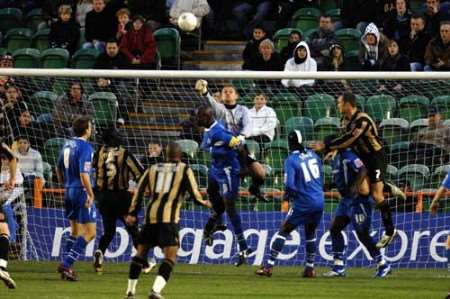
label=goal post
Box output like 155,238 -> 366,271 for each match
1,68 -> 449,268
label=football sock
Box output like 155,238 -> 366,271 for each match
447,248 -> 450,271
356,230 -> 381,260
204,214 -> 219,236
63,235 -> 76,259
0,234 -> 9,270
63,236 -> 87,268
228,213 -> 248,251
125,224 -> 140,250
305,238 -> 316,268
267,232 -> 288,267
330,228 -> 345,263
152,259 -> 174,293
129,256 -> 146,279
377,201 -> 395,236
126,279 -> 138,295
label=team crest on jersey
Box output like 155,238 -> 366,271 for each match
354,158 -> 364,168
84,161 -> 92,172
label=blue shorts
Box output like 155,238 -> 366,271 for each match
65,188 -> 97,224
442,173 -> 450,189
335,196 -> 373,232
285,207 -> 323,228
208,168 -> 240,200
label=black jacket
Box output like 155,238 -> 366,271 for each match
383,10 -> 412,53
85,0 -> 125,42
94,52 -> 130,70
281,41 -> 299,64
379,53 -> 410,71
406,30 -> 432,64
244,52 -> 284,71
242,38 -> 262,70
49,19 -> 80,55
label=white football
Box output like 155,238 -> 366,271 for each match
178,12 -> 198,32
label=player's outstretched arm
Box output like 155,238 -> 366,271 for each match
185,167 -> 212,208
430,186 -> 447,215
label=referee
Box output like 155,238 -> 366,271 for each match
124,142 -> 211,299
311,92 -> 401,249
92,127 -> 146,273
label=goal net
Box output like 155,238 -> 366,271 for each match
2,69 -> 449,269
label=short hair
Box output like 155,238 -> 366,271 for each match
58,4 -> 72,15
72,115 -> 91,137
166,142 -> 182,161
221,84 -> 239,95
15,135 -> 28,142
259,38 -> 275,51
411,13 -> 426,22
341,92 -> 357,107
320,14 -> 331,20
440,20 -> 450,27
106,38 -> 118,45
116,8 -> 130,17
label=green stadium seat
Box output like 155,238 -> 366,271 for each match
292,8 -> 321,32
304,93 -> 335,121
31,28 -> 50,51
323,164 -> 333,188
344,50 -> 360,71
245,139 -> 261,160
175,139 -> 199,159
264,139 -> 289,171
304,28 -> 318,43
89,92 -> 118,128
386,164 -> 398,182
71,48 -> 100,69
197,149 -> 211,165
409,118 -> 428,139
284,116 -> 314,141
0,48 -> 7,56
399,95 -> 429,123
365,94 -> 396,122
397,164 -> 430,191
25,8 -> 44,32
335,28 -> 362,52
321,0 -> 339,11
12,48 -> 40,68
190,164 -> 208,189
42,138 -> 68,166
380,118 -> 409,146
273,103 -> 299,127
267,169 -> 285,189
41,48 -> 69,68
0,8 -> 22,33
314,117 -> 340,141
272,92 -> 299,103
154,27 -> 181,69
232,79 -> 256,94
5,28 -> 32,52
430,165 -> 450,187
326,8 -> 341,23
28,90 -> 58,115
273,28 -> 303,52
431,95 -> 450,119
388,141 -> 410,169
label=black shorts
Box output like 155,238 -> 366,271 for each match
138,223 -> 179,248
95,190 -> 132,218
361,149 -> 386,183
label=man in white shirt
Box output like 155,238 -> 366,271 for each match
14,136 -> 44,187
247,93 -> 278,144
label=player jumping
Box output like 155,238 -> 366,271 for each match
322,137 -> 391,278
56,116 -> 96,281
123,142 -> 211,299
197,105 -> 253,266
256,130 -> 324,277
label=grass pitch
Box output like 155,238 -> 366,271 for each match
0,261 -> 448,299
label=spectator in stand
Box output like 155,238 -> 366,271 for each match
242,25 -> 267,70
76,0 -> 93,29
407,14 -> 432,71
425,21 -> 450,71
43,0 -> 77,23
378,39 -> 410,94
247,93 -> 278,147
0,53 -> 13,69
309,14 -> 337,68
425,0 -> 450,36
120,15 -> 157,69
232,0 -> 273,38
52,81 -> 93,133
281,41 -> 317,88
321,43 -> 348,71
14,135 -> 44,188
383,0 -> 412,53
140,142 -> 164,168
127,0 -> 167,31
3,84 -> 27,130
84,0 -> 126,51
49,5 -> 81,55
275,0 -> 304,29
115,8 -> 131,43
169,0 -> 210,29
359,23 -> 388,71
341,0 -> 379,32
243,39 -> 284,71
280,30 -> 302,64
12,110 -> 51,150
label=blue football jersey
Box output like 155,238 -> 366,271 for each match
284,149 -> 324,211
57,138 -> 94,188
442,170 -> 450,189
331,148 -> 365,198
201,121 -> 240,172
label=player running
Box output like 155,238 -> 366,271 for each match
197,105 -> 253,266
322,137 -> 391,278
56,116 -> 96,281
429,168 -> 450,272
256,130 -> 324,278
123,142 -> 211,299
311,92 -> 404,249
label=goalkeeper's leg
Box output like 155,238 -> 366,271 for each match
125,243 -> 150,299
0,211 -> 15,289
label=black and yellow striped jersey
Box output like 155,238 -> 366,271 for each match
327,110 -> 383,155
129,161 -> 204,224
93,146 -> 144,191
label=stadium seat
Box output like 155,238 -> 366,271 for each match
409,118 -> 428,139
326,8 -> 341,23
314,117 -> 340,141
88,92 -> 118,128
304,28 -> 318,42
430,165 -> 450,187
190,164 -> 208,189
399,95 -> 429,123
31,28 -> 50,51
232,79 -> 256,94
386,164 -> 398,182
197,149 -> 211,165
264,139 -> 289,171
364,94 -> 396,122
304,93 -> 335,121
25,8 -> 44,32
323,164 -> 333,188
344,50 -> 360,71
266,169 -> 284,189
335,28 -> 362,52
431,95 -> 450,119
291,7 -> 321,32
12,48 -> 40,68
272,91 -> 299,104
0,8 -> 22,33
29,90 -> 58,115
5,28 -> 32,52
245,139 -> 261,160
380,118 -> 409,146
388,141 -> 410,169
284,116 -> 314,140
175,139 -> 199,159
273,103 -> 299,127
397,164 -> 430,191
273,28 -> 303,52
321,0 -> 339,11
41,48 -> 69,68
42,138 -> 69,166
154,27 -> 181,69
42,161 -> 53,185
71,48 -> 100,69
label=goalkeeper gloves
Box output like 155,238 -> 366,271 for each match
195,79 -> 208,96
